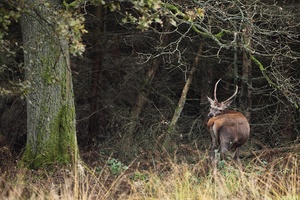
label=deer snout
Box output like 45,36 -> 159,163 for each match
208,112 -> 214,118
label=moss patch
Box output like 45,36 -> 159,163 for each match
20,104 -> 78,169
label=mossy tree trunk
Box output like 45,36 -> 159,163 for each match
20,0 -> 79,169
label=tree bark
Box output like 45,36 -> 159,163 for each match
241,22 -> 252,120
20,0 -> 79,169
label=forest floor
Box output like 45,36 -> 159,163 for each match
0,135 -> 300,199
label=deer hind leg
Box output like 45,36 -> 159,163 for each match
232,147 -> 241,165
209,126 -> 218,167
209,135 -> 217,162
220,143 -> 230,161
219,134 -> 231,161
209,146 -> 219,168
209,137 -> 218,167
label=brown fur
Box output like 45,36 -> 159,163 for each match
207,111 -> 250,165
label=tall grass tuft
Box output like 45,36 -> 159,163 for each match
0,152 -> 299,199
127,152 -> 300,200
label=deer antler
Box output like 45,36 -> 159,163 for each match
222,85 -> 238,104
214,79 -> 222,101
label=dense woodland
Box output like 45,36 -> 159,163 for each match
0,0 -> 300,199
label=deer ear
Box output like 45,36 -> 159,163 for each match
207,96 -> 214,105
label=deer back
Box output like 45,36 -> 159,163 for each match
207,111 -> 250,148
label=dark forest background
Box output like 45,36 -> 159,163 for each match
0,0 -> 299,166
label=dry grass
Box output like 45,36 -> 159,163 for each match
0,151 -> 299,200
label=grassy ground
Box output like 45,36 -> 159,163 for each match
0,148 -> 299,200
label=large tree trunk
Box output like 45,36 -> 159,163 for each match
20,0 -> 79,169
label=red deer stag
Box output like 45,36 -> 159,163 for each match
207,79 -> 250,165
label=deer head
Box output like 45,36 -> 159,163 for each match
207,79 -> 238,117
